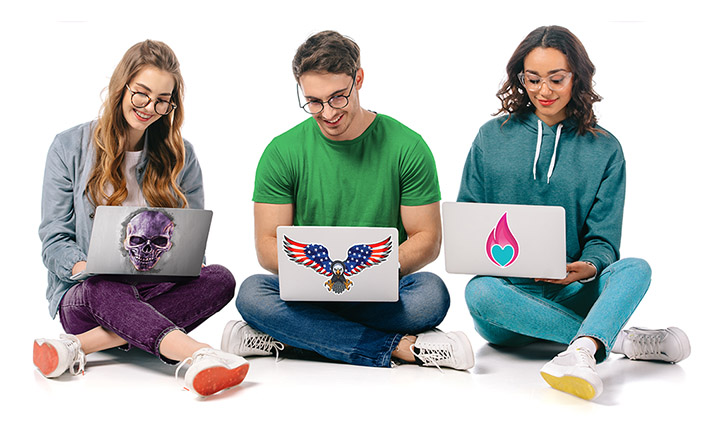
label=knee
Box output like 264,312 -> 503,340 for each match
235,274 -> 276,317
609,257 -> 652,293
201,264 -> 236,303
404,272 -> 450,315
464,277 -> 534,347
464,276 -> 502,318
80,276 -> 129,306
623,257 -> 652,279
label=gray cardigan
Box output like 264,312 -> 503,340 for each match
39,121 -> 204,317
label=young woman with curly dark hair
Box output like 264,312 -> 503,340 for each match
458,26 -> 690,401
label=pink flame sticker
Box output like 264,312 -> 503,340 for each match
486,212 -> 519,267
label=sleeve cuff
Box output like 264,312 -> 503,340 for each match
579,261 -> 597,283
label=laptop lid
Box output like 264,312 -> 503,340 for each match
442,202 -> 566,279
277,226 -> 399,302
78,206 -> 212,279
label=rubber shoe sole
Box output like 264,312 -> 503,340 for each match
191,363 -> 250,397
541,371 -> 598,400
33,340 -> 60,377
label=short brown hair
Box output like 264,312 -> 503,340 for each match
292,30 -> 360,81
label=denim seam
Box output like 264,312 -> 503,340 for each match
380,333 -> 405,368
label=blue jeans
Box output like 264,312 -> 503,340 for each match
59,265 -> 236,362
235,272 -> 450,367
464,258 -> 651,362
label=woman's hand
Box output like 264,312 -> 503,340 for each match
72,261 -> 87,276
536,261 -> 596,285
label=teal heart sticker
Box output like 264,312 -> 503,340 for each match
491,244 -> 515,267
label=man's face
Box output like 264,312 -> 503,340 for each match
298,70 -> 364,141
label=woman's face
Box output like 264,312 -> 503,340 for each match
522,47 -> 572,126
122,66 -> 175,150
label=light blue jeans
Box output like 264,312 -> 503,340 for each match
235,272 -> 449,367
464,258 -> 651,362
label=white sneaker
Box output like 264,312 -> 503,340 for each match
615,327 -> 691,363
411,329 -> 475,370
540,347 -> 603,400
177,348 -> 249,397
33,334 -> 86,378
221,320 -> 284,359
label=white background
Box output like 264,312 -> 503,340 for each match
1,1 -> 717,430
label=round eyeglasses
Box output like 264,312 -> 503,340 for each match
125,84 -> 176,116
518,71 -> 573,92
297,72 -> 357,115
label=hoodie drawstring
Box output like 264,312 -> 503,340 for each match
532,119 -> 562,184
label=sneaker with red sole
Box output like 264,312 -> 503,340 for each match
177,348 -> 249,397
33,334 -> 86,378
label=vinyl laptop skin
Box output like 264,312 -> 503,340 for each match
277,226 -> 399,302
442,202 -> 566,279
71,206 -> 212,280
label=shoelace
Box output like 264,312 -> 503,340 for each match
626,332 -> 664,359
243,334 -> 285,362
60,335 -> 86,376
410,343 -> 451,372
573,347 -> 596,368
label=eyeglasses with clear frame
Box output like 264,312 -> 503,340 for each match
125,84 -> 176,115
517,71 -> 573,92
297,71 -> 357,114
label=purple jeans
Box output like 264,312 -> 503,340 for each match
59,264 -> 235,361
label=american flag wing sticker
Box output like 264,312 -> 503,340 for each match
283,236 -> 333,276
343,236 -> 393,275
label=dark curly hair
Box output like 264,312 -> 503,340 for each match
496,26 -> 603,136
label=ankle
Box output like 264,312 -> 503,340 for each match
391,335 -> 417,363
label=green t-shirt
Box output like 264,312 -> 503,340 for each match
253,113 -> 441,243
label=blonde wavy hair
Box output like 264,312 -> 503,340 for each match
86,40 -> 188,208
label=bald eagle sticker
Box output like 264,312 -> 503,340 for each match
283,235 -> 392,295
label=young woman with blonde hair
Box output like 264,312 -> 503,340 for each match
33,40 -> 248,397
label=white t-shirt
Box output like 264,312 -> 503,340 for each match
103,150 -> 147,206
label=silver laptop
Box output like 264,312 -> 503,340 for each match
277,226 -> 399,302
71,206 -> 212,280
442,202 -> 566,279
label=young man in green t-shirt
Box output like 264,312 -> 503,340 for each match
221,31 -> 473,370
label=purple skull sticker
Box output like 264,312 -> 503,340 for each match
123,210 -> 175,271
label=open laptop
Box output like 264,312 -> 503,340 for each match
71,206 -> 212,281
277,226 -> 399,302
442,202 -> 566,279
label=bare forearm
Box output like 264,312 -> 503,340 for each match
254,203 -> 294,274
398,234 -> 440,276
398,230 -> 441,276
256,236 -> 279,274
398,202 -> 442,276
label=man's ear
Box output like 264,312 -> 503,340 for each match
355,68 -> 365,90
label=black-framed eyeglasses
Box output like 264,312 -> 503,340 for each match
297,71 -> 357,114
125,84 -> 176,116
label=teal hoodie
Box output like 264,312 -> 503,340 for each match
457,112 -> 625,274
